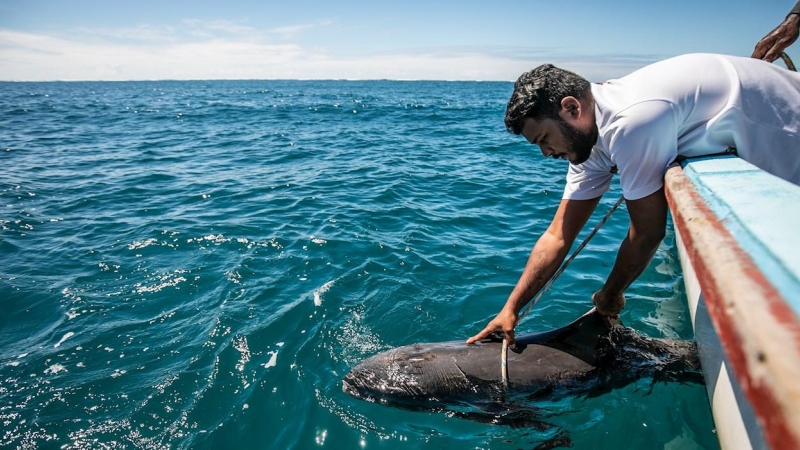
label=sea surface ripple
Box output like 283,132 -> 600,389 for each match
0,80 -> 717,449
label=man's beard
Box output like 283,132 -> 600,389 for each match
556,118 -> 597,165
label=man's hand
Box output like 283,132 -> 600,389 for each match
466,308 -> 518,348
592,290 -> 624,329
752,14 -> 800,62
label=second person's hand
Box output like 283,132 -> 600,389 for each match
752,14 -> 800,62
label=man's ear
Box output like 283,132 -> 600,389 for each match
559,96 -> 581,121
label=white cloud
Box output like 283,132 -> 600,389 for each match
69,24 -> 182,44
181,19 -> 262,39
0,24 -> 658,81
268,21 -> 331,39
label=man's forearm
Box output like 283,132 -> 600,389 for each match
595,188 -> 668,314
601,230 -> 661,297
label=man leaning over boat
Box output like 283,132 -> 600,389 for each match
467,53 -> 800,348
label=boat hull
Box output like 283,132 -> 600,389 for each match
665,156 -> 800,450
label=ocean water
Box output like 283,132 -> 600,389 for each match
0,80 -> 718,449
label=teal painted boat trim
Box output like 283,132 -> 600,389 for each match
680,155 -> 800,317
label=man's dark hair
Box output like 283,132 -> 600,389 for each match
504,64 -> 591,134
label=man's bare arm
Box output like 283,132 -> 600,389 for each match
592,188 -> 668,316
467,196 -> 600,347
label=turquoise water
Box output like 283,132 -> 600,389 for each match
0,80 -> 718,449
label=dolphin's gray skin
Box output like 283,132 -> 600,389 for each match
342,309 -> 702,409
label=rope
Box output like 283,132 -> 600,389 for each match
500,195 -> 625,389
501,338 -> 509,388
781,52 -> 797,72
518,195 -> 625,322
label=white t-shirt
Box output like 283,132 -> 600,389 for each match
564,53 -> 800,201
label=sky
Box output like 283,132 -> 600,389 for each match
1,0 -> 799,82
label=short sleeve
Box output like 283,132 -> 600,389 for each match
563,157 -> 614,200
605,101 -> 678,200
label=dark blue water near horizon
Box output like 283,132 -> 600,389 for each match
0,79 -> 717,449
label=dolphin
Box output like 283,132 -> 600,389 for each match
342,308 -> 702,414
